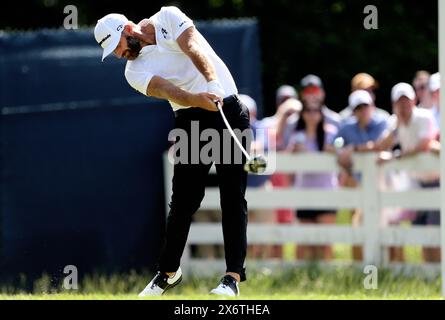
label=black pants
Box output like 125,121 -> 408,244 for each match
158,95 -> 250,282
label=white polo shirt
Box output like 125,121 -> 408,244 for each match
124,6 -> 238,111
393,107 -> 438,152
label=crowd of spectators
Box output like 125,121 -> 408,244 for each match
238,71 -> 441,263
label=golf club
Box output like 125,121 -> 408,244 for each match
215,100 -> 267,174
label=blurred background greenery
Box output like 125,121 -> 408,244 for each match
0,0 -> 438,116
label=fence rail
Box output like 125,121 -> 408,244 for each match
163,152 -> 441,274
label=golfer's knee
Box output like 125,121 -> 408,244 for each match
169,198 -> 202,216
220,195 -> 247,211
170,190 -> 204,209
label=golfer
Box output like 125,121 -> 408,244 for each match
94,6 -> 250,296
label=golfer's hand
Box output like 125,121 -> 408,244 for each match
193,93 -> 222,112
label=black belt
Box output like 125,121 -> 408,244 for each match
174,94 -> 240,117
222,94 -> 240,105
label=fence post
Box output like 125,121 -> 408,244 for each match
361,153 -> 381,266
439,0 -> 445,297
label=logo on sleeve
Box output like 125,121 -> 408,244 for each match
161,28 -> 169,39
179,20 -> 187,27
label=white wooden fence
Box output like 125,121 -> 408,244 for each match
163,152 -> 441,275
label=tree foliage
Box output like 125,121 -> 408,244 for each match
1,0 -> 438,115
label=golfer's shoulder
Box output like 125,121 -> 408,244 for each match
157,6 -> 191,23
124,61 -> 148,83
159,6 -> 184,16
124,63 -> 155,95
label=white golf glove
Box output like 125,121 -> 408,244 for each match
207,79 -> 226,99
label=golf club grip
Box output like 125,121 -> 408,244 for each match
215,101 -> 251,160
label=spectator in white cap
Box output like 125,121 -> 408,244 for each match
262,85 -> 302,151
429,72 -> 440,129
381,82 -> 438,149
335,90 -> 388,154
376,83 -> 438,147
339,73 -> 390,124
262,85 -> 300,138
375,82 -> 439,262
272,86 -> 303,150
276,85 -> 298,107
333,89 -> 389,261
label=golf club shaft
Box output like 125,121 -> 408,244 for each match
215,101 -> 251,160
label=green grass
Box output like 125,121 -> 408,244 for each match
1,294 -> 442,300
0,209 -> 438,300
282,242 -> 421,263
0,265 -> 441,300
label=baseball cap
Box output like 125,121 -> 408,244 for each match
301,74 -> 323,88
239,94 -> 257,114
94,13 -> 129,61
348,90 -> 373,110
276,85 -> 298,105
391,82 -> 416,102
429,72 -> 440,92
351,73 -> 378,91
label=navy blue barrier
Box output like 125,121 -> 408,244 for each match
0,19 -> 262,285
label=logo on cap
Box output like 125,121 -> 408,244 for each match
99,34 -> 111,46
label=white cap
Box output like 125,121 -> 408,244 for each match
348,89 -> 373,110
94,14 -> 128,61
239,94 -> 257,114
276,85 -> 298,105
301,74 -> 323,88
429,72 -> 440,92
391,82 -> 416,102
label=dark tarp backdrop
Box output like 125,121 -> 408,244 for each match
0,19 -> 262,286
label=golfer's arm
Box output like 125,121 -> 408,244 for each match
177,27 -> 217,82
147,76 -> 195,107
